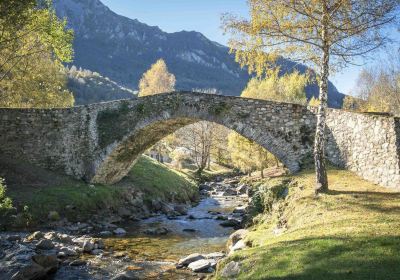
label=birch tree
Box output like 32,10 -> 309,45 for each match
138,59 -> 176,97
223,0 -> 399,193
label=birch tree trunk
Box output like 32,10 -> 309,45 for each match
314,9 -> 329,194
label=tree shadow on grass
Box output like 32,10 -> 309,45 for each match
241,236 -> 400,280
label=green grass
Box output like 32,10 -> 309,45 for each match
3,155 -> 198,227
215,168 -> 400,280
126,155 -> 197,203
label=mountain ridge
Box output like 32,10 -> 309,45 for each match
54,0 -> 345,107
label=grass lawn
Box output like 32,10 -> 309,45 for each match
215,168 -> 400,280
123,155 -> 197,203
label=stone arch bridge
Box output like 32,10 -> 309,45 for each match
0,92 -> 399,189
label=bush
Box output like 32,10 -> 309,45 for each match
0,178 -> 15,229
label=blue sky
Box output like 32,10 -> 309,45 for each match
101,0 -> 398,95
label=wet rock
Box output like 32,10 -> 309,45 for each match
222,189 -> 237,196
82,240 -> 95,252
27,231 -> 44,241
143,227 -> 169,235
178,253 -> 204,266
69,259 -> 87,266
188,259 -> 211,272
236,184 -> 248,195
7,235 -> 21,242
48,211 -> 60,221
11,263 -> 46,280
160,202 -> 175,215
36,239 -> 54,250
233,206 -> 247,214
57,233 -> 72,244
221,261 -> 241,278
187,214 -> 196,220
91,249 -> 102,255
174,205 -> 188,215
99,231 -> 112,237
113,228 -> 127,235
32,254 -> 58,273
215,215 -> 228,220
199,184 -> 211,191
43,232 -> 57,241
219,218 -> 240,228
111,271 -> 139,280
151,199 -> 162,211
96,239 -> 105,249
183,228 -> 196,233
59,247 -> 77,256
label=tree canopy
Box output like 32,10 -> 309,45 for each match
138,59 -> 176,97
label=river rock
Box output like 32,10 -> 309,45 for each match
32,254 -> 58,273
44,232 -> 57,240
99,231 -> 112,237
233,206 -> 247,214
57,233 -> 72,244
11,263 -> 46,280
236,184 -> 248,194
59,247 -> 77,256
178,253 -> 205,266
174,205 -> 188,215
113,228 -> 127,235
143,227 -> 169,235
219,218 -> 240,228
69,259 -> 87,266
91,249 -> 103,255
230,240 -> 246,253
228,229 -> 248,248
82,240 -> 95,252
183,228 -> 196,232
205,252 -> 225,259
27,231 -> 44,241
111,271 -> 139,280
221,261 -> 241,278
222,189 -> 237,196
7,235 -> 21,242
188,259 -> 211,272
36,239 -> 54,250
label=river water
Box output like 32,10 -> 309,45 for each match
55,186 -> 248,279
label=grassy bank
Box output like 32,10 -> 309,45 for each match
215,168 -> 400,280
1,155 -> 197,228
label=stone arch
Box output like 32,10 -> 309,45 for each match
89,92 -> 315,184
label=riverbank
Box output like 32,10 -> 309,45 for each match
0,175 -> 249,279
214,167 -> 400,279
0,155 -> 199,230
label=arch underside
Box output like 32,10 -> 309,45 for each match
91,116 -> 304,185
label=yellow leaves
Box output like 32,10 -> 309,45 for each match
308,96 -> 320,107
138,59 -> 176,97
241,70 -> 309,105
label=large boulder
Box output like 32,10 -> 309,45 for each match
221,261 -> 241,278
227,229 -> 248,250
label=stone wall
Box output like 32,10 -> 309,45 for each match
0,92 -> 399,189
325,109 -> 400,189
